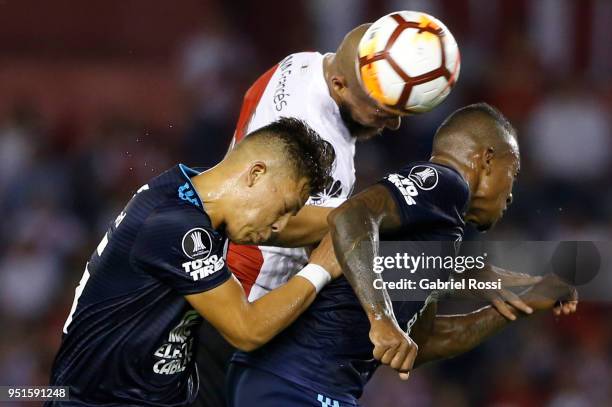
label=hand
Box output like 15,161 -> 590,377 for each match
369,318 -> 418,381
524,274 -> 578,314
309,234 -> 342,279
553,293 -> 578,316
457,265 -> 543,321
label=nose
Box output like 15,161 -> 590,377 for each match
506,193 -> 514,206
271,213 -> 291,234
386,116 -> 401,131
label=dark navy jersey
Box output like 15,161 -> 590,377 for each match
47,164 -> 231,407
231,161 -> 469,402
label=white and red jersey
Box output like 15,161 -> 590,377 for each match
228,52 -> 356,301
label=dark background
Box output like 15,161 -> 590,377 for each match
0,0 -> 611,405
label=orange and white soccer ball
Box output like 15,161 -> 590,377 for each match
357,11 -> 461,113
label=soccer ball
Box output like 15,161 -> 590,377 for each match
357,11 -> 460,113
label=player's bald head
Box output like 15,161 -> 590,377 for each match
432,103 -> 519,162
333,24 -> 370,88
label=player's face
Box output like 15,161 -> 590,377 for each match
338,81 -> 403,140
466,153 -> 519,231
227,170 -> 308,245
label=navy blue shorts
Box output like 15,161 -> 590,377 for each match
227,362 -> 360,407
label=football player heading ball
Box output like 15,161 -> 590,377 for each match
196,10 -> 535,407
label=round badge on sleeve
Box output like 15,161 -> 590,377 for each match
408,165 -> 439,190
182,227 -> 212,259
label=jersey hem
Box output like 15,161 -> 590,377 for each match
229,359 -> 360,403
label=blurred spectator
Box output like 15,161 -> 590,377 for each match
526,84 -> 611,184
0,240 -> 60,320
0,105 -> 40,202
179,13 -> 254,168
527,0 -> 574,79
307,0 -> 365,51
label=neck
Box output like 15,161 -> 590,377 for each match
190,164 -> 232,230
429,154 -> 478,197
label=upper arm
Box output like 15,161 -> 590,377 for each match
185,266 -> 318,351
131,208 -> 231,295
184,275 -> 251,345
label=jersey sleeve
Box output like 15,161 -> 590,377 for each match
378,164 -> 468,229
131,206 -> 231,295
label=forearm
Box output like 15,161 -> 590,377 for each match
268,205 -> 332,247
239,276 -> 317,349
187,274 -> 318,352
329,204 -> 394,321
239,233 -> 340,347
415,305 -> 508,366
415,285 -> 562,366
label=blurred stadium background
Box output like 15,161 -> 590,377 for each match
0,0 -> 611,406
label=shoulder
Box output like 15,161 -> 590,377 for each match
383,162 -> 468,205
263,52 -> 324,114
131,202 -> 230,294
136,202 -> 218,252
277,52 -> 323,70
379,162 -> 469,227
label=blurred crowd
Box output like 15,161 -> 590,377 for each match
0,0 -> 611,406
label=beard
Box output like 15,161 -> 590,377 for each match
338,103 -> 383,141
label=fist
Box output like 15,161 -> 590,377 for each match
369,318 -> 418,380
525,274 -> 578,314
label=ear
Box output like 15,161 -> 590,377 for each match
482,147 -> 495,175
246,161 -> 266,187
331,75 -> 348,94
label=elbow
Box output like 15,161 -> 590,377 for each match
327,203 -> 359,233
232,340 -> 262,352
232,336 -> 266,352
327,207 -> 342,229
225,329 -> 268,352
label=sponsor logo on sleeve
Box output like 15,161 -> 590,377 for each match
181,228 -> 225,281
385,173 -> 419,206
181,255 -> 225,281
408,165 -> 439,190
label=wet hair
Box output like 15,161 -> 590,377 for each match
243,117 -> 336,195
433,102 -> 519,157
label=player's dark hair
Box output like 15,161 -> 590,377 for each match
245,117 -> 336,195
452,102 -> 516,138
434,102 -> 518,155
